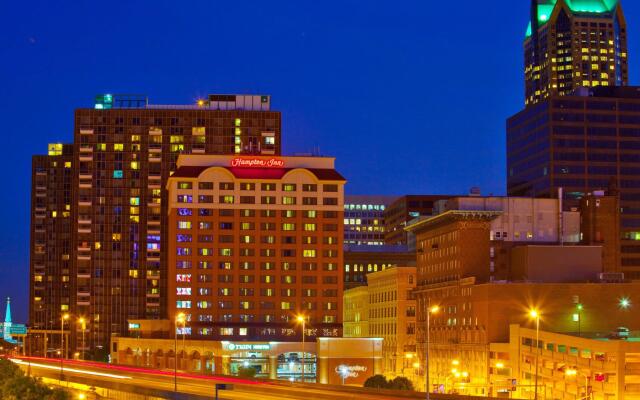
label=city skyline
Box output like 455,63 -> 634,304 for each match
5,1 -> 640,323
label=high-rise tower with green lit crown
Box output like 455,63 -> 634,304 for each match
524,0 -> 628,105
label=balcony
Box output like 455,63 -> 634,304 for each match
79,145 -> 93,153
77,253 -> 91,261
79,129 -> 94,135
79,155 -> 93,162
77,271 -> 91,278
76,300 -> 90,306
78,199 -> 92,207
79,173 -> 92,180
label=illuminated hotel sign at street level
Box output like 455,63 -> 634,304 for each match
226,343 -> 271,351
336,365 -> 368,378
230,158 -> 285,168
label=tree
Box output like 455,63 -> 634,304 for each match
388,376 -> 415,391
237,366 -> 257,378
363,374 -> 388,389
0,359 -> 70,400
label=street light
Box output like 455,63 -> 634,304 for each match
297,315 -> 306,383
619,297 -> 631,310
426,304 -> 439,400
566,368 -> 590,400
174,313 -> 185,392
529,309 -> 541,400
60,313 -> 69,381
575,304 -> 583,337
78,317 -> 86,361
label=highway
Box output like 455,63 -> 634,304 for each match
12,357 -> 421,400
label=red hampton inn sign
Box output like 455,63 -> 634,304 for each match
230,157 -> 285,168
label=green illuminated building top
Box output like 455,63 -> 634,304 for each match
523,0 -> 627,105
526,0 -> 620,37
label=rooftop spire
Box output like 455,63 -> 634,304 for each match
5,297 -> 11,324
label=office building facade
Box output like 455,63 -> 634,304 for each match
412,281 -> 640,395
343,245 -> 415,290
31,94 -> 282,356
524,0 -> 627,105
343,195 -> 396,246
30,144 -> 74,355
507,87 -> 640,279
384,195 -> 455,246
166,154 -> 345,342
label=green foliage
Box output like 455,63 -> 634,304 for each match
363,374 -> 389,389
237,366 -> 257,378
364,375 -> 415,391
388,376 -> 415,391
0,359 -> 70,400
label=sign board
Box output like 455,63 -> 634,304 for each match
227,343 -> 270,351
335,365 -> 368,379
9,326 -> 26,335
128,323 -> 141,330
230,158 -> 285,168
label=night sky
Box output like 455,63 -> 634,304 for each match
3,1 -> 640,322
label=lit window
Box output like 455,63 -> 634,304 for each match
178,221 -> 192,230
177,195 -> 193,203
114,143 -> 124,151
113,170 -> 123,179
303,250 -> 316,258
176,301 -> 191,309
130,197 -> 140,206
130,161 -> 139,170
178,182 -> 193,190
282,223 -> 296,231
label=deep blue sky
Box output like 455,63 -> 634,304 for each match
3,1 -> 640,322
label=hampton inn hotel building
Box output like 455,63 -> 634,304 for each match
111,155 -> 385,384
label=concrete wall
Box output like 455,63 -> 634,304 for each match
510,245 -> 603,282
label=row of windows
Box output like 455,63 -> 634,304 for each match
178,221 -> 325,231
177,195 -> 338,206
177,208 -> 338,218
178,182 -> 338,193
176,300 -> 338,313
175,248 -> 335,258
176,273 -> 338,284
176,262 -> 338,271
176,287 -> 339,297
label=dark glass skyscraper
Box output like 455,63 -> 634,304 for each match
525,0 -> 627,106
507,87 -> 640,279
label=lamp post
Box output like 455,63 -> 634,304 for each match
78,318 -> 86,360
174,313 -> 185,393
529,310 -> 541,400
297,315 -> 306,383
426,303 -> 439,400
566,368 -> 590,400
60,313 -> 69,381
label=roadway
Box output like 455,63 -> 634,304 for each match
12,357 -> 420,400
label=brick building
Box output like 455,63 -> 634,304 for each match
166,154 -> 345,342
